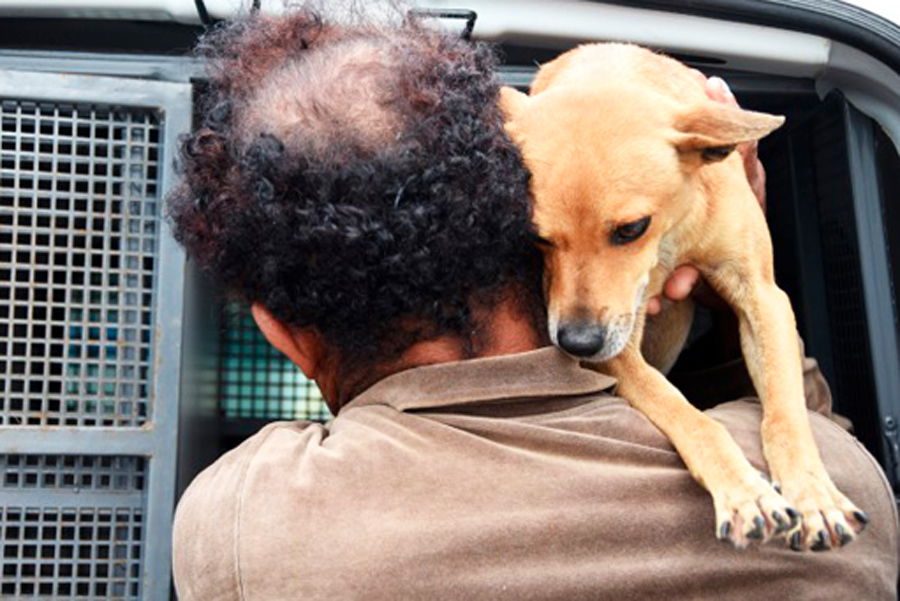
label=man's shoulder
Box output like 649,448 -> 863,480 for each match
171,420 -> 327,600
177,420 -> 328,510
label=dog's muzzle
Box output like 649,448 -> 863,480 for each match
557,322 -> 607,358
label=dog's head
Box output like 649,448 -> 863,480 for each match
500,44 -> 784,361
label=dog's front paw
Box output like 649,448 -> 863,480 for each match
776,473 -> 868,551
712,472 -> 798,549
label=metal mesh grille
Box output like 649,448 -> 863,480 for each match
0,454 -> 145,599
219,302 -> 330,422
809,99 -> 881,456
1,455 -> 146,492
0,99 -> 161,427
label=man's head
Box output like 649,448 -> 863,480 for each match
167,9 -> 545,405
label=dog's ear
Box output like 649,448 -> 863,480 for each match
529,50 -> 578,94
499,86 -> 530,121
674,103 -> 785,152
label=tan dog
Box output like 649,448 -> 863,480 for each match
500,43 -> 867,550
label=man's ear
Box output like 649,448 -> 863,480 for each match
674,102 -> 784,153
250,303 -> 323,380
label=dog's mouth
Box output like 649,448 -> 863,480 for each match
550,278 -> 648,362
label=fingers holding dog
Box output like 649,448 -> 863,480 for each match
702,75 -> 768,210
646,75 -> 770,317
646,265 -> 698,315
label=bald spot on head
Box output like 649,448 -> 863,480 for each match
238,33 -> 405,160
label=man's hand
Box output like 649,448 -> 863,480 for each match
646,75 -> 766,315
705,76 -> 767,211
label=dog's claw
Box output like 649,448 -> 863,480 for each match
747,516 -> 766,540
718,521 -> 733,543
771,511 -> 789,534
772,469 -> 865,551
811,530 -> 830,552
835,523 -> 853,547
712,472 -> 795,549
854,511 -> 870,527
785,507 -> 799,527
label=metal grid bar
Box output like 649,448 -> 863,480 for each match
1,454 -> 146,492
1,505 -> 144,599
0,453 -> 145,599
0,69 -> 192,601
219,302 -> 330,422
0,99 -> 159,428
0,427 -> 154,456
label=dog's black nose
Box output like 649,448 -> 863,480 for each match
557,323 -> 606,357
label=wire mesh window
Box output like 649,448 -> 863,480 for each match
0,454 -> 145,599
219,302 -> 330,422
0,99 -> 161,427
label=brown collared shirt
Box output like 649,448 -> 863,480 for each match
173,348 -> 898,600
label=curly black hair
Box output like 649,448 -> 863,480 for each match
167,9 -> 543,363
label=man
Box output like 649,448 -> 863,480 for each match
169,8 -> 898,600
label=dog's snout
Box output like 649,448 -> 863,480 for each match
557,323 -> 606,358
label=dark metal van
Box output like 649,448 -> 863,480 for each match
0,1 -> 898,597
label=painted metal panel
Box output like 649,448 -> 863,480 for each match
0,69 -> 191,600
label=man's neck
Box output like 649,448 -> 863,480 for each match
325,297 -> 546,412
402,298 -> 544,365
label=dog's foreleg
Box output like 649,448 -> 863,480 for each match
708,268 -> 867,550
606,345 -> 796,548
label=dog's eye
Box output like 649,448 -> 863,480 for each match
701,145 -> 736,162
611,216 -> 651,245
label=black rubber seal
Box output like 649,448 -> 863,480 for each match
194,0 -> 213,26
587,0 -> 900,76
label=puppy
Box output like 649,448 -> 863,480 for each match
500,43 -> 867,550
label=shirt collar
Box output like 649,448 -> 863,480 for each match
342,347 -> 617,413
